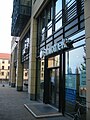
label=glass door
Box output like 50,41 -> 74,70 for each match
49,68 -> 59,108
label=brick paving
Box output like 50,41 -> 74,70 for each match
0,84 -> 71,120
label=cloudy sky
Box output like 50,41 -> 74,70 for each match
0,0 -> 13,54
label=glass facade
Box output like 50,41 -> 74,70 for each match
36,0 -> 85,116
65,45 -> 86,119
49,68 -> 59,108
36,59 -> 45,101
55,0 -> 62,31
48,55 -> 60,108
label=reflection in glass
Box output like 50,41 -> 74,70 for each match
47,4 -> 53,38
55,19 -> 62,31
48,55 -> 60,68
55,0 -> 62,31
42,27 -> 45,41
55,0 -> 62,15
41,12 -> 46,41
37,58 -> 45,101
40,59 -> 45,100
65,46 -> 86,118
65,0 -> 77,22
49,68 -> 59,108
47,21 -> 52,37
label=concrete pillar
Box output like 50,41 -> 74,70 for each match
10,52 -> 16,87
28,18 -> 37,100
84,0 -> 90,119
16,41 -> 23,91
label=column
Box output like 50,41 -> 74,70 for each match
10,52 -> 16,87
84,0 -> 90,119
28,18 -> 37,100
16,41 -> 23,91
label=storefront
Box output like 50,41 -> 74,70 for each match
36,0 -> 86,117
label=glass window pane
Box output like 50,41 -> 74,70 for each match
55,0 -> 62,15
48,55 -> 60,68
37,59 -> 45,101
65,46 -> 86,116
55,19 -> 62,31
46,4 -> 53,38
47,21 -> 52,37
65,0 -> 77,22
55,0 -> 62,31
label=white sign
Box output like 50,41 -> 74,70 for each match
40,39 -> 69,58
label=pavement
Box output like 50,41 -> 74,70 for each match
0,83 -> 71,120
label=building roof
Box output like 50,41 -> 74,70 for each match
0,53 -> 11,60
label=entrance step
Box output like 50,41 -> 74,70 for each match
24,102 -> 62,118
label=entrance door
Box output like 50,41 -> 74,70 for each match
49,68 -> 59,108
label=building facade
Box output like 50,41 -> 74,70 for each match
10,0 -> 90,119
0,53 -> 10,82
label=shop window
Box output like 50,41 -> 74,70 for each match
36,59 -> 45,101
65,45 -> 86,116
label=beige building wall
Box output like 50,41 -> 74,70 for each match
32,0 -> 49,18
28,17 -> 37,100
16,40 -> 23,91
10,37 -> 19,87
10,51 -> 16,87
84,0 -> 90,119
0,59 -> 10,80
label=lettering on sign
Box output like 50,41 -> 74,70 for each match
40,38 -> 71,58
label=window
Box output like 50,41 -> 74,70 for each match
36,59 -> 45,101
2,61 -> 4,64
8,66 -> 10,70
55,0 -> 62,31
46,4 -> 53,37
41,73 -> 43,77
2,72 -> 4,76
8,60 -> 10,64
41,11 -> 46,41
42,62 -> 44,66
8,72 -> 9,76
42,67 -> 44,71
25,72 -> 27,76
48,55 -> 60,68
65,45 -> 86,114
2,66 -> 4,70
65,0 -> 77,22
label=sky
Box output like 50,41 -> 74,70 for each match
0,0 -> 13,54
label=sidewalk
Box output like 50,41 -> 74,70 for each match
0,84 -> 71,120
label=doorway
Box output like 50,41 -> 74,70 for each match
49,68 -> 59,108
